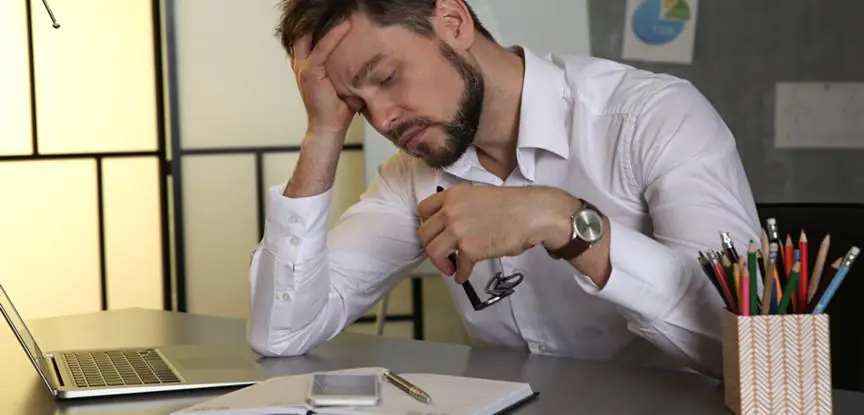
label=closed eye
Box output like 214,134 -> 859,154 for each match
379,71 -> 396,86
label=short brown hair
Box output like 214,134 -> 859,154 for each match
276,0 -> 495,58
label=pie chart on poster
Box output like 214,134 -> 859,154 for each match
632,0 -> 692,45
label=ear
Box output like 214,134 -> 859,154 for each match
432,0 -> 476,50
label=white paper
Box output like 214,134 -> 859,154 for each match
775,82 -> 864,149
172,367 -> 534,415
621,0 -> 699,64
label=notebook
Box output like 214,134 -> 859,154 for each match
171,367 -> 537,415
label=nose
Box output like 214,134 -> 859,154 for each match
366,96 -> 402,136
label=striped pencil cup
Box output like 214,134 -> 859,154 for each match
721,310 -> 833,414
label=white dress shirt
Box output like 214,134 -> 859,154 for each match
247,47 -> 760,378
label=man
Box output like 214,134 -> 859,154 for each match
248,0 -> 760,378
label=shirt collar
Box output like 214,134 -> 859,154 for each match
514,47 -> 571,161
440,47 -> 571,183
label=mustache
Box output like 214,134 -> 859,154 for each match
385,118 -> 440,142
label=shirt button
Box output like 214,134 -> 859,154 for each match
289,236 -> 299,246
288,215 -> 299,225
281,293 -> 290,301
539,344 -> 548,353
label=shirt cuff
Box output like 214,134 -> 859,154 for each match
263,183 -> 332,272
572,218 -> 689,326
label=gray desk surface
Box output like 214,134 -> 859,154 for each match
2,308 -> 862,414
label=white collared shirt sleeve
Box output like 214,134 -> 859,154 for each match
247,153 -> 425,357
572,82 -> 761,377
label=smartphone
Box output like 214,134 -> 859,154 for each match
306,373 -> 380,407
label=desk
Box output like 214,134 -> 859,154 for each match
2,309 -> 863,414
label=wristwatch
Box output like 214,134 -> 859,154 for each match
547,199 -> 605,260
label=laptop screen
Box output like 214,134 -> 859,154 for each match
0,285 -> 54,392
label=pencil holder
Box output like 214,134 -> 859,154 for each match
721,310 -> 833,415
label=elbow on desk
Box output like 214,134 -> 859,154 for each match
247,331 -> 314,357
246,318 -> 330,357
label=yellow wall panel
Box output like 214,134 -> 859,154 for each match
182,155 -> 258,318
102,157 -> 163,311
171,0 -> 363,149
0,160 -> 101,319
0,0 -> 33,156
263,151 -> 366,229
31,0 -> 157,154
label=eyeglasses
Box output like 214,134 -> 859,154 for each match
448,254 -> 524,311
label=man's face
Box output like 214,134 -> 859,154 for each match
325,13 -> 484,169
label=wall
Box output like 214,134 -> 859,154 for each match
0,0 -> 164,319
588,0 -> 864,203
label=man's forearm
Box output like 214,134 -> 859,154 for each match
283,131 -> 346,198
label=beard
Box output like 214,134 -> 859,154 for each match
385,42 -> 484,169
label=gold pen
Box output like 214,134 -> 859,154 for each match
382,369 -> 432,404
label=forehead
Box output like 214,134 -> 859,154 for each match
324,14 -> 434,80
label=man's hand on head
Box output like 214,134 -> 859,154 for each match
416,185 -> 581,283
284,20 -> 354,199
291,20 -> 354,141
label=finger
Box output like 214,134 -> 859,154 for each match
425,233 -> 457,276
417,211 -> 445,246
417,192 -> 444,223
307,20 -> 352,67
454,254 -> 476,284
292,34 -> 313,63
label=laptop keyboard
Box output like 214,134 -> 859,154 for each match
63,349 -> 181,388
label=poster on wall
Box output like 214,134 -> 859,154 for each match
621,0 -> 699,64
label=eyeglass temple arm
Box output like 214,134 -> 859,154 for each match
447,253 -> 484,309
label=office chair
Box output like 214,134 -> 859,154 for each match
374,263 -> 433,339
756,203 -> 864,392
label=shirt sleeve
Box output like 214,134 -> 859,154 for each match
572,81 -> 761,377
247,152 -> 427,357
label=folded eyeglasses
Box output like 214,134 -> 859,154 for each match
447,253 -> 524,311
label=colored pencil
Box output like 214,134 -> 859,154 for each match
748,242 -> 759,314
710,252 -> 737,313
761,242 -> 777,315
778,262 -> 801,315
739,258 -> 749,315
799,230 -> 809,312
812,247 -> 860,314
807,234 -> 830,303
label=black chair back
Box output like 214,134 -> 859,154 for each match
756,203 -> 864,392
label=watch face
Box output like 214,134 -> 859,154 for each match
573,209 -> 603,243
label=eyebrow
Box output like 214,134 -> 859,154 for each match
351,53 -> 386,89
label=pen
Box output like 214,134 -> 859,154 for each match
721,232 -> 740,264
383,369 -> 432,404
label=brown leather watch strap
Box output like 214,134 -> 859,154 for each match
546,200 -> 601,261
547,232 -> 591,261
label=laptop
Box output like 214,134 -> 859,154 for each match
0,284 -> 270,399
